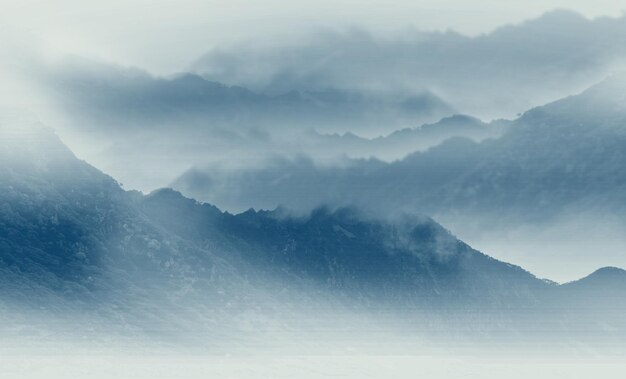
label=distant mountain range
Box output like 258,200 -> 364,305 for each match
307,115 -> 508,160
173,74 -> 626,280
37,59 -> 464,191
19,10 -> 626,196
41,61 -> 454,136
174,73 -> 626,225
1,119 -> 626,348
192,10 -> 626,119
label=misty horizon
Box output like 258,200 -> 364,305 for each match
2,2 -> 626,378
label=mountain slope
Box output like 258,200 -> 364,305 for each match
36,58 -> 458,191
140,188 -> 546,307
41,60 -> 454,136
171,74 -> 626,280
0,122 -> 546,314
2,119 -> 626,349
174,73 -> 626,224
307,115 -> 508,160
0,123 -> 268,343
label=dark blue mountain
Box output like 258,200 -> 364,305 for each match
2,119 -> 625,347
0,123 -> 258,335
140,188 -> 545,307
0,122 -> 549,312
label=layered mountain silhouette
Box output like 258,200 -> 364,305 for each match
173,74 -> 626,280
17,10 -> 626,196
0,123 -> 540,307
175,74 -> 626,223
306,115 -> 508,160
37,58 -> 463,191
192,10 -> 626,118
41,60 -> 454,136
1,118 -> 626,348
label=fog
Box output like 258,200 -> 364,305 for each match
168,73 -> 626,281
3,3 -> 626,376
2,1 -> 626,74
3,351 -> 626,379
2,10 -> 625,197
2,301 -> 626,378
3,10 -> 626,192
435,212 -> 626,283
192,10 -> 626,119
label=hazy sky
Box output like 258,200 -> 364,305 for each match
2,0 -> 626,73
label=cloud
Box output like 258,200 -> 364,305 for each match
31,56 -> 458,190
192,10 -> 626,119
171,75 -> 626,281
174,74 -> 626,219
40,57 -> 454,135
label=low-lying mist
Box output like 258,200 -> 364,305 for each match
192,10 -> 626,120
3,8 -> 626,377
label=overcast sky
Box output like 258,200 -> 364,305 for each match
2,0 -> 626,74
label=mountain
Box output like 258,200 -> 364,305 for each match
191,10 -> 626,119
543,267 -> 626,344
75,112 -> 494,193
172,74 -> 626,279
175,73 -> 626,222
34,58 -> 457,191
0,122 -> 544,309
139,188 -> 546,307
2,117 -> 626,349
22,10 -> 626,193
307,115 -> 508,160
0,122 -> 263,342
40,59 -> 454,136
558,267 -> 626,303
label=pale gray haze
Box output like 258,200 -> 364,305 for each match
2,1 -> 626,378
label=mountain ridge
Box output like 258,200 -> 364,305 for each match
1,120 -> 625,347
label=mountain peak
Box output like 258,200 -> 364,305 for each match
0,115 -> 86,175
517,72 -> 626,126
143,187 -> 223,218
146,187 -> 187,200
564,266 -> 626,288
506,9 -> 588,32
536,9 -> 587,23
587,266 -> 626,279
586,71 -> 626,96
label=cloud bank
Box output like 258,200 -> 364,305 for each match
193,10 -> 626,119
